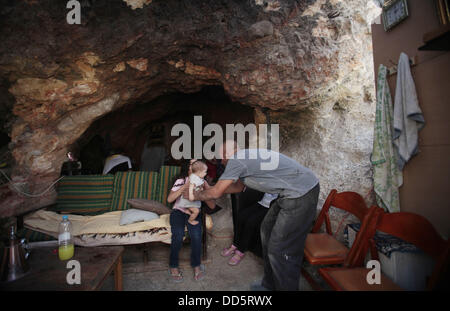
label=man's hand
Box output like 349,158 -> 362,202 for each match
192,179 -> 239,201
192,189 -> 202,201
182,186 -> 190,201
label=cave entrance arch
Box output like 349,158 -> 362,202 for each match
74,85 -> 255,175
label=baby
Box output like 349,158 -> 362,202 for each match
178,160 -> 208,225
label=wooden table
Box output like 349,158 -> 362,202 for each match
0,245 -> 124,291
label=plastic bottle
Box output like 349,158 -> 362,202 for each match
58,215 -> 74,260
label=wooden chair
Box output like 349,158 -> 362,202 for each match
319,209 -> 450,290
302,189 -> 379,290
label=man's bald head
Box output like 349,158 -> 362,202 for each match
219,140 -> 239,164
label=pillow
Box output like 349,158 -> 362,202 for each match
119,209 -> 160,226
127,198 -> 172,215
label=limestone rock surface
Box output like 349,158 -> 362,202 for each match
0,0 -> 381,217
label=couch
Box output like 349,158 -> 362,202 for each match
19,166 -> 211,258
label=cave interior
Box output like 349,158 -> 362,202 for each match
73,85 -> 255,175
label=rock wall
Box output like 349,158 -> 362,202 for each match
0,0 -> 380,217
273,0 -> 380,207
272,0 -> 380,237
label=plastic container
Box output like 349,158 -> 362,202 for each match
58,215 -> 74,261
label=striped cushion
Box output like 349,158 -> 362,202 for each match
55,175 -> 114,215
110,171 -> 159,211
157,166 -> 181,206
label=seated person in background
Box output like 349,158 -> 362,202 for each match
140,138 -> 167,172
177,160 -> 208,225
103,149 -> 132,175
215,158 -> 225,180
222,192 -> 278,266
205,158 -> 218,185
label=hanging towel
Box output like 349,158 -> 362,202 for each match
371,64 -> 403,213
393,52 -> 425,170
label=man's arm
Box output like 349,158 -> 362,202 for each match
193,179 -> 244,201
201,182 -> 216,209
223,179 -> 245,194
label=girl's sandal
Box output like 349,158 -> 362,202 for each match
221,244 -> 237,257
193,264 -> 205,281
228,250 -> 245,266
168,268 -> 183,283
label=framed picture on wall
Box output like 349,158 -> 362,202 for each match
435,0 -> 450,25
382,0 -> 409,31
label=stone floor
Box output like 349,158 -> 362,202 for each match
100,235 -> 331,291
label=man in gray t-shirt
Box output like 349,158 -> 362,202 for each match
219,148 -> 318,199
192,141 -> 320,291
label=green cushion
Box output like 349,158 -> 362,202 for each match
55,175 -> 114,215
157,166 -> 181,206
110,171 -> 159,211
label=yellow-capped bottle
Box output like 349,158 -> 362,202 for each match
58,215 -> 74,261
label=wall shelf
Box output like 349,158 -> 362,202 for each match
418,24 -> 450,51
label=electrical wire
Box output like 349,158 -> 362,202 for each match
0,169 -> 64,198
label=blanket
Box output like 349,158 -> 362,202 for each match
24,209 -> 170,236
23,210 -> 213,247
345,223 -> 420,258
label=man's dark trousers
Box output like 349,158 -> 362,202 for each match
260,183 -> 320,290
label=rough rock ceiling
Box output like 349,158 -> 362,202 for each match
0,0 -> 380,216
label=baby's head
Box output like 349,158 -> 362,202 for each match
191,160 -> 208,179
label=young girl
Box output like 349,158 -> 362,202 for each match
167,159 -> 215,282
